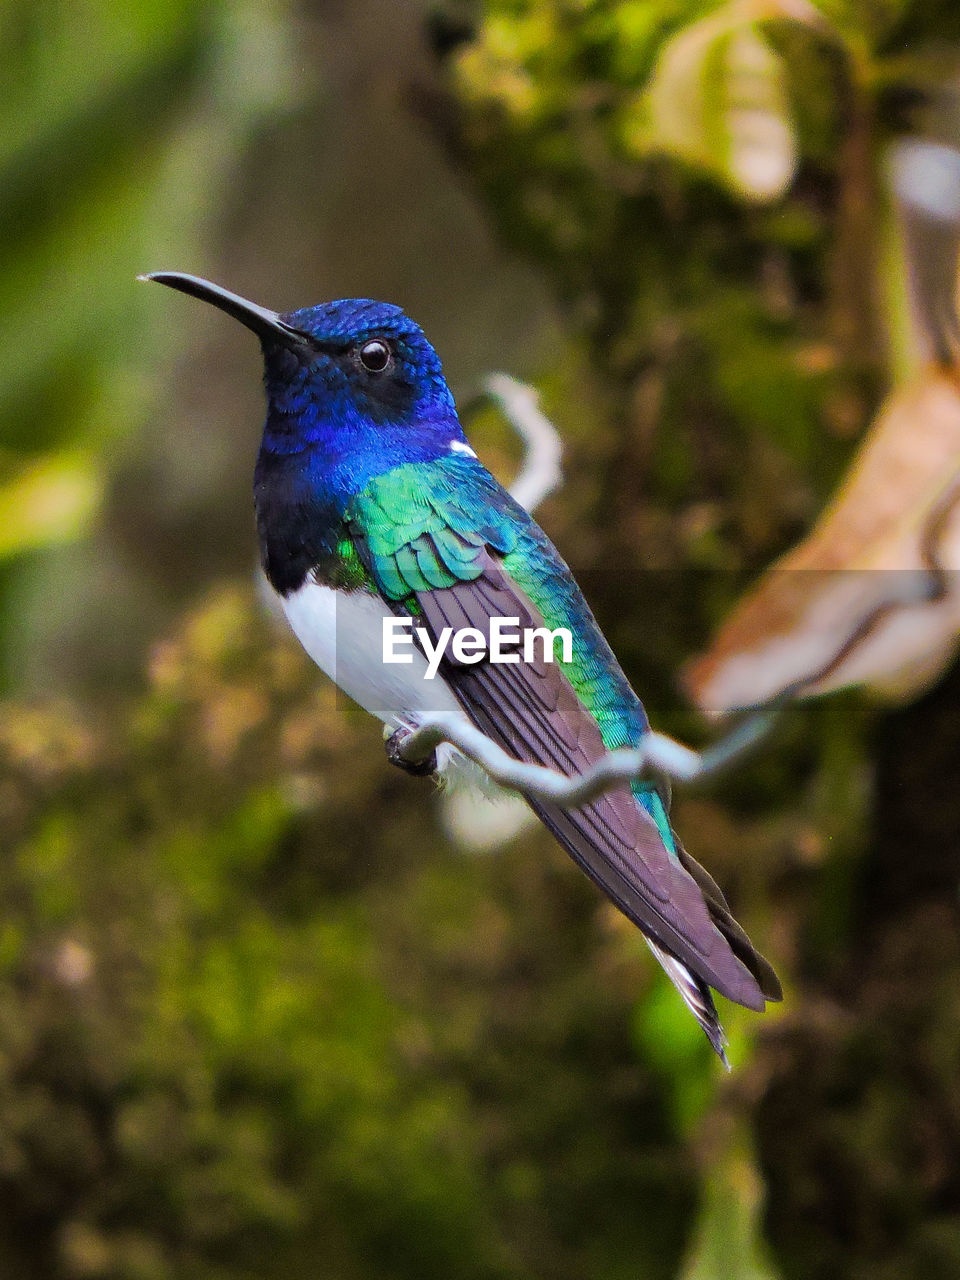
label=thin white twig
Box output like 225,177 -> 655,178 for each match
485,373 -> 564,514
393,706 -> 776,806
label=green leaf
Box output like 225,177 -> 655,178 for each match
627,0 -> 815,201
0,451 -> 103,557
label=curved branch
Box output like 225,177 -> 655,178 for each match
390,706 -> 777,807
484,373 -> 564,514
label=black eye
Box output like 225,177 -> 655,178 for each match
358,338 -> 392,373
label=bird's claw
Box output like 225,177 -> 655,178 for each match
384,726 -> 437,777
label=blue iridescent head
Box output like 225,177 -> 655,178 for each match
267,296 -> 458,439
142,273 -> 467,468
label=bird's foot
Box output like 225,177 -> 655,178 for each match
384,725 -> 437,777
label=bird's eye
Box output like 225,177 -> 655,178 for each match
358,338 -> 392,373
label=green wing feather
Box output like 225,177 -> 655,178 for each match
346,455 -> 653,759
347,457 -> 516,598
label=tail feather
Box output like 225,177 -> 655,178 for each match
645,834 -> 781,1065
646,939 -> 730,1068
674,836 -> 783,1003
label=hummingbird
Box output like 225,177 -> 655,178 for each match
144,272 -> 781,1061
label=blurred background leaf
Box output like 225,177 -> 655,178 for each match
627,0 -> 812,203
0,450 -> 102,557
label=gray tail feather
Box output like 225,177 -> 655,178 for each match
645,938 -> 730,1069
673,837 -> 783,1004
655,835 -> 782,1066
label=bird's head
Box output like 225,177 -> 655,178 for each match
142,273 -> 467,474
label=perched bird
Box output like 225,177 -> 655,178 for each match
144,272 -> 781,1060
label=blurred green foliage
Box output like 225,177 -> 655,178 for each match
0,588 -> 703,1278
0,0 -> 291,676
1,1 -> 959,1278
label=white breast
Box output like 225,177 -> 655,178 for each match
280,579 -> 465,728
278,578 -> 526,803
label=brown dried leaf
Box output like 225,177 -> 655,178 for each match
687,370 -> 960,716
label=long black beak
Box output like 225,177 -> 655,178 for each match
140,272 -> 305,344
